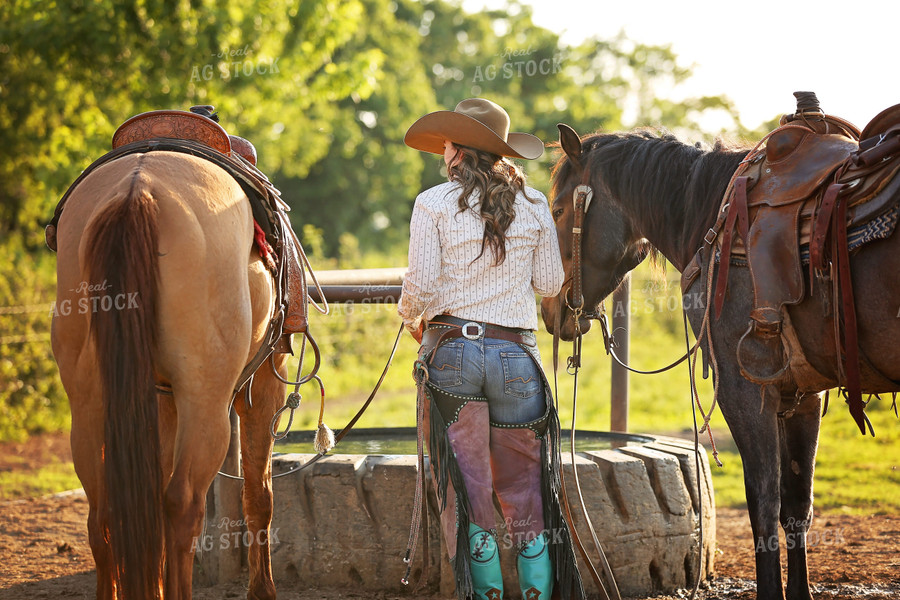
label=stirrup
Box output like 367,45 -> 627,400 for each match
736,322 -> 792,385
517,532 -> 553,600
469,523 -> 503,600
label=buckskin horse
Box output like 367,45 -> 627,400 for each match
49,126 -> 293,599
541,102 -> 900,600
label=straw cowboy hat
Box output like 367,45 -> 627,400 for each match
404,98 -> 544,160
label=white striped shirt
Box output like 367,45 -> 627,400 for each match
398,181 -> 564,332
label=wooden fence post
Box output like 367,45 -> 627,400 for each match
610,276 -> 630,432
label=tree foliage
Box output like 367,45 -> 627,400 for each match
284,0 -> 747,253
0,0 -> 382,245
0,0 -> 750,440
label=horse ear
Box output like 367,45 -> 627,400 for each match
557,123 -> 582,165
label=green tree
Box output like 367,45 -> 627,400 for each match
277,0 -> 435,255
0,0 -> 383,246
412,2 -> 736,159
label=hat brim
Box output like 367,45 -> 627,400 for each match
404,110 -> 544,160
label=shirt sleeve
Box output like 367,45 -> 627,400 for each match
398,197 -> 442,331
531,194 -> 564,297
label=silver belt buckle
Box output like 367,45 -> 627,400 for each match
462,322 -> 483,340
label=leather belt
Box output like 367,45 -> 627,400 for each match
427,315 -> 536,347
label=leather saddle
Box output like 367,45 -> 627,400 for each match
714,98 -> 900,330
710,92 -> 900,434
46,106 -> 312,363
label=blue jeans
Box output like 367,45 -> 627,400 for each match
427,333 -> 547,425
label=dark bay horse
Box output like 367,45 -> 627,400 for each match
540,124 -> 900,600
51,151 -> 287,599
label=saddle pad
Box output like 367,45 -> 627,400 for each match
720,203 -> 899,267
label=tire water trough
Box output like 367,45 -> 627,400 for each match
197,428 -> 715,598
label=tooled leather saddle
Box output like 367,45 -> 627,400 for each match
46,106 -> 314,394
706,92 -> 900,434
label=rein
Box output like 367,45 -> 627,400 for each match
216,321 -> 405,482
598,312 -> 700,375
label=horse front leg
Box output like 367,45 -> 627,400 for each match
235,356 -> 287,600
719,378 -> 786,600
778,393 -> 821,600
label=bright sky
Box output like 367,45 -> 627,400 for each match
463,0 -> 900,132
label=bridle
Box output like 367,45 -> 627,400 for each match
561,166 -> 699,376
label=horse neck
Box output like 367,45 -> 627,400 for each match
605,168 -> 697,272
602,142 -> 744,272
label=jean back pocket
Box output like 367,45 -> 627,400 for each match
428,342 -> 464,387
500,350 -> 542,398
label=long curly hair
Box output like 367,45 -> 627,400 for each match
448,144 -> 537,265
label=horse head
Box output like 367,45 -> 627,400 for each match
540,123 -> 650,341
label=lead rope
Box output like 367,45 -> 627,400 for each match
552,297 -> 613,600
695,254 -> 723,465
568,313 -> 621,600
402,351 -> 430,587
269,330 -> 332,450
271,332 -> 310,441
684,309 -> 706,600
217,322 -> 403,481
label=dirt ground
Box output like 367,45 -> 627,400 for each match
2,434 -> 899,599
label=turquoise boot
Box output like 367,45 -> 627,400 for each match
517,532 -> 553,600
468,523 -> 503,600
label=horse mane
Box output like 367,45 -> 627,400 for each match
551,128 -> 752,267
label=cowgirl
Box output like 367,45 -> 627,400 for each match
399,98 -> 584,600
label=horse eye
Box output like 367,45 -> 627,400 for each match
552,207 -> 564,221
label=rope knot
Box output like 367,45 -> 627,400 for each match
286,392 -> 301,410
412,359 -> 430,385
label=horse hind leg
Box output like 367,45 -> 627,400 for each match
163,385 -> 233,600
69,393 -> 117,600
778,393 -> 821,600
234,354 -> 287,600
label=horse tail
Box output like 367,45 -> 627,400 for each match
85,175 -> 164,599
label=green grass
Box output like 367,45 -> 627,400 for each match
0,460 -> 81,501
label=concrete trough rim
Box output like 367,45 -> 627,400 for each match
274,426 -> 662,455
